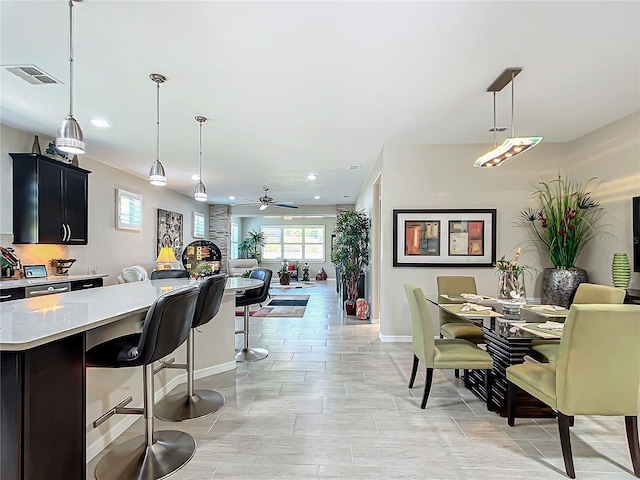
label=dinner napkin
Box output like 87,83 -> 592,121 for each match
460,293 -> 484,302
461,303 -> 493,312
537,321 -> 565,331
531,305 -> 566,312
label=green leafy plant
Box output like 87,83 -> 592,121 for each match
519,175 -> 603,269
238,229 -> 266,261
194,262 -> 214,277
331,210 -> 370,304
495,248 -> 536,280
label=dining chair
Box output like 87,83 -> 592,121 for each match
150,268 -> 189,279
404,283 -> 493,409
506,304 -> 640,479
531,283 -> 626,363
116,265 -> 148,283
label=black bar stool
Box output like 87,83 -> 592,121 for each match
155,274 -> 228,421
151,269 -> 189,279
235,268 -> 272,362
87,286 -> 199,480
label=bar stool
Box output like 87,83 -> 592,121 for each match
87,286 -> 199,480
235,268 -> 272,362
150,269 -> 189,279
155,274 -> 228,421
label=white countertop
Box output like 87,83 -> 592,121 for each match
0,277 -> 262,351
0,273 -> 108,289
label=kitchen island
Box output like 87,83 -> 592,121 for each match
0,276 -> 262,480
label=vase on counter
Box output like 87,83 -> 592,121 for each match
31,135 -> 41,154
497,270 -> 526,304
611,253 -> 631,289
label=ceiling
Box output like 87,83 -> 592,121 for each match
1,1 -> 638,208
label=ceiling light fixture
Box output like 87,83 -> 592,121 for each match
314,195 -> 320,200
307,174 -> 317,180
190,174 -> 200,181
148,73 -> 167,186
228,196 -> 235,200
474,67 -> 542,168
90,118 -> 110,128
194,116 -> 208,202
55,0 -> 85,154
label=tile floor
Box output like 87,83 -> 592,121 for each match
87,281 -> 638,479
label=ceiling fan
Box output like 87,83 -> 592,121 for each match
242,188 -> 299,210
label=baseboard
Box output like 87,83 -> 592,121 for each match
86,360 -> 236,462
378,332 -> 411,343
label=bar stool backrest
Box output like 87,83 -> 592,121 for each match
151,269 -> 190,279
193,274 -> 227,329
236,268 -> 273,306
135,286 -> 198,366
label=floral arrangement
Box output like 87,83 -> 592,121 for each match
519,175 -> 603,269
496,248 -> 535,302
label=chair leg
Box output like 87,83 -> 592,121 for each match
421,368 -> 434,409
485,369 -> 492,411
625,416 -> 640,478
235,305 -> 268,362
463,369 -> 470,388
558,412 -> 576,479
454,369 -> 460,378
409,354 -> 419,388
507,381 -> 517,427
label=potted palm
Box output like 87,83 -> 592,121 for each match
238,229 -> 266,262
519,175 -> 603,307
331,210 -> 370,315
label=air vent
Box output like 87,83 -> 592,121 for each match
5,65 -> 61,85
348,164 -> 360,170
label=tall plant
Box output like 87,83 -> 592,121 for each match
238,229 -> 266,260
519,175 -> 603,268
331,210 -> 370,303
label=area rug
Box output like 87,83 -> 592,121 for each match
252,295 -> 309,318
270,281 -> 317,290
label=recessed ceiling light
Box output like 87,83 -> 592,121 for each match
90,118 -> 110,128
343,195 -> 350,198
283,216 -> 293,220
190,174 -> 200,181
314,195 -> 320,200
228,195 -> 235,200
307,174 -> 317,180
348,164 -> 360,170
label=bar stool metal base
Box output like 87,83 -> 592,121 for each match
155,390 -> 225,422
95,430 -> 196,480
235,347 -> 268,362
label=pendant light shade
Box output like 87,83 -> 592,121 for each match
55,0 -> 85,154
474,67 -> 542,168
194,116 -> 208,202
149,73 -> 167,186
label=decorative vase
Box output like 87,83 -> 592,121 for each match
278,272 -> 291,285
497,270 -> 526,303
611,253 -> 631,289
541,267 -> 589,308
344,300 -> 356,316
31,135 -> 41,155
356,298 -> 369,320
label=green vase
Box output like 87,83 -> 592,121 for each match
611,252 -> 631,289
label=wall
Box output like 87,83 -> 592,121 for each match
239,214 -> 337,279
0,123 -> 209,284
359,114 -> 639,340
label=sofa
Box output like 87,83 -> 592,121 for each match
228,258 -> 259,277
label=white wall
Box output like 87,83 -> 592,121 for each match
0,123 -> 209,284
358,114 -> 639,340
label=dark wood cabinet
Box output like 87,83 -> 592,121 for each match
10,153 -> 90,245
0,287 -> 26,303
70,277 -> 103,291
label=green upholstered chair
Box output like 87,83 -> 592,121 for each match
436,276 -> 485,344
531,283 -> 626,363
404,283 -> 493,409
506,304 -> 640,479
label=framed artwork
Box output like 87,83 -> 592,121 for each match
393,209 -> 496,267
157,208 -> 184,258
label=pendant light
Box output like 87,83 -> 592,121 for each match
194,116 -> 208,201
149,73 -> 167,186
474,67 -> 542,168
55,0 -> 85,155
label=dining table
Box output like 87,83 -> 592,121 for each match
426,294 -> 569,418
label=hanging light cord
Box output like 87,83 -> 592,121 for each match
156,80 -> 160,161
510,70 -> 515,137
492,92 -> 497,148
199,120 -> 204,181
68,0 -> 75,117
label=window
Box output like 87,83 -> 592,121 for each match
116,189 -> 142,231
231,222 -> 239,259
193,211 -> 206,238
262,225 -> 325,261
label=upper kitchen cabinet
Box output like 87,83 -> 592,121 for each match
10,153 -> 90,245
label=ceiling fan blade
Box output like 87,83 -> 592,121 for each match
274,203 -> 299,209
